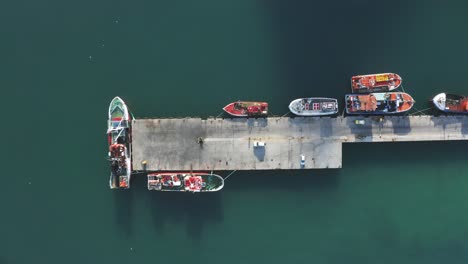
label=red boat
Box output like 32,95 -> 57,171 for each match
223,101 -> 268,117
351,73 -> 402,93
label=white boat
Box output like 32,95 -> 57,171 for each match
147,172 -> 225,192
289,98 -> 338,116
432,93 -> 468,113
107,96 -> 133,189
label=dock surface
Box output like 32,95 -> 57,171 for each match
132,116 -> 468,171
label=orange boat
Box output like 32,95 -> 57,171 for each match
223,101 -> 268,117
351,73 -> 402,93
345,92 -> 415,115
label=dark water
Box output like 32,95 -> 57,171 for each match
3,0 -> 468,263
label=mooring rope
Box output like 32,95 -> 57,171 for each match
216,112 -> 224,118
410,106 -> 421,114
281,111 -> 290,117
340,107 -> 346,117
400,84 -> 406,93
410,107 -> 434,115
223,170 -> 237,181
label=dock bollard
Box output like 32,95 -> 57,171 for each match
197,137 -> 204,145
142,160 -> 147,171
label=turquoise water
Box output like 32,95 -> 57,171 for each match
3,0 -> 468,263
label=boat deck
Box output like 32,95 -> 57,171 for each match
131,116 -> 468,171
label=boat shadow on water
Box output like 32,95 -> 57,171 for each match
119,170 -> 341,239
145,185 -> 224,240
113,186 -> 135,238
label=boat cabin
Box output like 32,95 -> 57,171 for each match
184,176 -> 206,192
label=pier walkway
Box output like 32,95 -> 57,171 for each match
131,116 -> 468,171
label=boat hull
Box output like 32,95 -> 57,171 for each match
345,92 -> 415,115
289,97 -> 338,116
432,93 -> 468,114
223,101 -> 268,117
147,172 -> 224,192
107,96 -> 133,189
351,73 -> 402,93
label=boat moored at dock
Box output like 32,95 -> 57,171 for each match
107,96 -> 133,189
432,93 -> 468,114
289,97 -> 338,116
351,73 -> 402,93
345,92 -> 415,115
147,172 -> 224,192
223,101 -> 268,117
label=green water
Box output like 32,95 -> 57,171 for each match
3,0 -> 468,263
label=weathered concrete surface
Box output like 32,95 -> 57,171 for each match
131,115 -> 468,171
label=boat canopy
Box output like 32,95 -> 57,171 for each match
354,95 -> 377,111
184,176 -> 204,192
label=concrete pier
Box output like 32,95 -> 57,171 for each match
131,115 -> 468,171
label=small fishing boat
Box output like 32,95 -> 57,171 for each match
107,96 -> 133,189
345,92 -> 415,115
147,172 -> 224,192
432,93 -> 468,114
223,101 -> 268,117
289,98 -> 338,116
351,73 -> 402,93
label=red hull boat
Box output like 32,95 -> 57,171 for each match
223,101 -> 268,117
351,73 -> 402,93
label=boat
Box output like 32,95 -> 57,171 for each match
345,92 -> 415,115
351,73 -> 402,93
289,98 -> 338,116
223,101 -> 268,117
432,93 -> 468,114
147,172 -> 224,192
107,96 -> 133,189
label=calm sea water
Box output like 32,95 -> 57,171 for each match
3,0 -> 468,263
